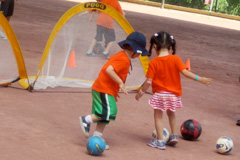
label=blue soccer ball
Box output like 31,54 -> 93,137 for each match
87,136 -> 106,156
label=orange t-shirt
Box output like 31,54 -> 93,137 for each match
92,51 -> 130,98
97,0 -> 123,29
146,55 -> 187,96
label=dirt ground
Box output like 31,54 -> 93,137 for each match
1,0 -> 240,160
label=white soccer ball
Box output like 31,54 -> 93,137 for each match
152,128 -> 170,142
216,136 -> 233,154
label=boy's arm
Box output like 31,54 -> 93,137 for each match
181,69 -> 212,85
106,65 -> 128,95
89,11 -> 96,23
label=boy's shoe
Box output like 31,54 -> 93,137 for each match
167,134 -> 178,146
92,136 -> 110,150
93,133 -> 110,150
86,50 -> 96,57
79,116 -> 90,137
148,139 -> 166,150
105,144 -> 109,150
102,51 -> 110,59
0,31 -> 7,40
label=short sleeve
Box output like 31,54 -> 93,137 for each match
175,56 -> 187,72
111,58 -> 129,73
146,61 -> 156,79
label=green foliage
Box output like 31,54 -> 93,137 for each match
148,0 -> 240,16
226,0 -> 240,15
151,0 -> 206,9
215,0 -> 229,13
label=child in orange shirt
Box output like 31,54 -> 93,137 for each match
80,32 -> 149,149
86,0 -> 124,59
135,31 -> 212,150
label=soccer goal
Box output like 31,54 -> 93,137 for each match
18,2 -> 149,91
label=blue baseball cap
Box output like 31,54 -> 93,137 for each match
118,32 -> 149,56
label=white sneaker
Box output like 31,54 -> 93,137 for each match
79,116 -> 90,137
148,139 -> 166,150
0,31 -> 7,40
93,132 -> 110,150
102,51 -> 110,59
86,50 -> 96,57
105,144 -> 109,150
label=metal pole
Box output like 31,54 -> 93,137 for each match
215,0 -> 218,12
161,0 -> 165,9
209,0 -> 214,12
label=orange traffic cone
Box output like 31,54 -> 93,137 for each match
67,50 -> 76,67
186,59 -> 191,71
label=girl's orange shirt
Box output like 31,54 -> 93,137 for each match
92,51 -> 130,98
146,55 -> 187,96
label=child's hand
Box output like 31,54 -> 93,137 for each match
135,89 -> 145,101
199,77 -> 212,86
120,83 -> 128,95
135,93 -> 143,101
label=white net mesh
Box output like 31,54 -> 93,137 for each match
0,26 -> 19,85
33,9 -> 145,90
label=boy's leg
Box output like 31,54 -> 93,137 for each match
86,39 -> 97,56
103,41 -> 113,58
80,90 -> 117,137
93,123 -> 110,150
86,25 -> 103,56
79,114 -> 101,137
102,28 -> 115,59
95,122 -> 106,133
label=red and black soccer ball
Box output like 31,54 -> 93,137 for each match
180,119 -> 202,141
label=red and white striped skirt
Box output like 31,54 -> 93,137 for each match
148,91 -> 183,112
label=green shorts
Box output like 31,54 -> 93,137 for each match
92,90 -> 117,124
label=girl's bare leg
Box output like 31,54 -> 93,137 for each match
154,109 -> 164,140
166,109 -> 177,134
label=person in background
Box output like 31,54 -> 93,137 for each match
86,0 -> 124,59
0,0 -> 18,39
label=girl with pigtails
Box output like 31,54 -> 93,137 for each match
135,31 -> 212,150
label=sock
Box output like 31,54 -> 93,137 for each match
93,131 -> 103,137
157,139 -> 165,143
85,115 -> 93,123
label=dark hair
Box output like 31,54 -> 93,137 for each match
148,31 -> 176,56
121,43 -> 133,51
